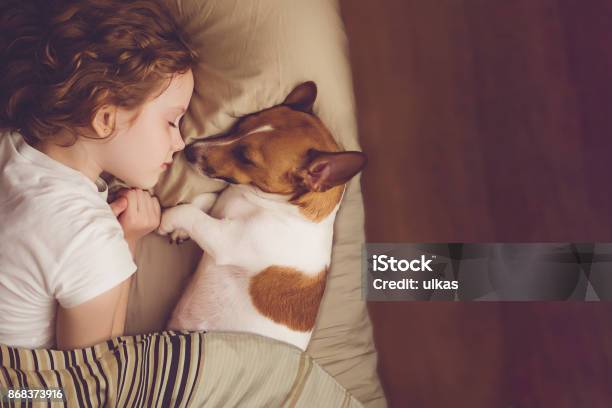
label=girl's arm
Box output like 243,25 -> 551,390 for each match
55,189 -> 158,350
111,275 -> 133,335
55,276 -> 132,350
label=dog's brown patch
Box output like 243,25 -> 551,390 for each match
187,106 -> 341,189
248,266 -> 328,332
291,185 -> 344,222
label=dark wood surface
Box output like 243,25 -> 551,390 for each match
339,0 -> 612,406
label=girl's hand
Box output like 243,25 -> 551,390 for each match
110,188 -> 161,251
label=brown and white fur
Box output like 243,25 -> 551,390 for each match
157,82 -> 367,350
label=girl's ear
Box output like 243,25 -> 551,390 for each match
92,105 -> 118,138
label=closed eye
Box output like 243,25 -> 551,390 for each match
168,122 -> 178,128
234,145 -> 255,166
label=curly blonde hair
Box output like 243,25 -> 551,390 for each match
0,0 -> 198,146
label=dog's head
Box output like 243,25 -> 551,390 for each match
184,81 -> 367,198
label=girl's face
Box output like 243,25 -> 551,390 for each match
97,70 -> 195,189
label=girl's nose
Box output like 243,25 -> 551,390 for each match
173,133 -> 186,152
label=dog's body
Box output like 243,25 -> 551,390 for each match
158,82 -> 366,350
163,184 -> 341,349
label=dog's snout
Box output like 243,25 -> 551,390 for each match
184,142 -> 219,176
184,144 -> 197,163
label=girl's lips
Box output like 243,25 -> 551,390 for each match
161,162 -> 172,169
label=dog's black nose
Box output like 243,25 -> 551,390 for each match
184,144 -> 196,162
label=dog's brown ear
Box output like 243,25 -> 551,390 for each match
299,150 -> 367,192
283,81 -> 317,113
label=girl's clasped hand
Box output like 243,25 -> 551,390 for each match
110,189 -> 162,252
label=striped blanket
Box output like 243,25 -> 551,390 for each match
0,331 -> 362,407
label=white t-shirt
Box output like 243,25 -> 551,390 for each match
0,131 -> 137,349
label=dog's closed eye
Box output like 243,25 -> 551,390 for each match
234,145 -> 255,166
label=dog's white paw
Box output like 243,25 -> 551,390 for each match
169,229 -> 190,245
157,204 -> 196,245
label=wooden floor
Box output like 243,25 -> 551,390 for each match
339,0 -> 612,406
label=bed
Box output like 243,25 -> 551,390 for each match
1,1 -> 386,406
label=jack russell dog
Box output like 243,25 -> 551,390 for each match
157,81 -> 367,350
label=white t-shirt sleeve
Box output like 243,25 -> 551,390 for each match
53,214 -> 137,309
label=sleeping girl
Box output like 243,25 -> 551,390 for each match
0,0 -> 197,350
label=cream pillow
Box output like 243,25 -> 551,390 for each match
126,1 -> 386,406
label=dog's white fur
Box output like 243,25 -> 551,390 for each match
157,183 -> 343,350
